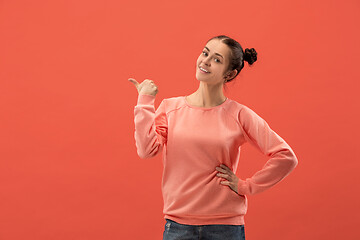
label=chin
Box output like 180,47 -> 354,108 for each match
196,72 -> 211,79
195,74 -> 205,82
196,74 -> 211,82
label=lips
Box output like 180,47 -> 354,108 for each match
199,66 -> 210,73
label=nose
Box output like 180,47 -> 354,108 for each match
203,56 -> 211,66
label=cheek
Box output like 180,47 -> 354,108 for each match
213,66 -> 222,73
219,66 -> 227,74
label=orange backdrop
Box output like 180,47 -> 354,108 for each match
0,0 -> 359,239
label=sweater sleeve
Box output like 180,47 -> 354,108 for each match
133,94 -> 168,159
237,106 -> 298,196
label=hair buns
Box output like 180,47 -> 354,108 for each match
244,48 -> 257,65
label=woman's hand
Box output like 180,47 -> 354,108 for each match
128,78 -> 159,96
216,164 -> 239,194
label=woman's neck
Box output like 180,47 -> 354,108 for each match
187,84 -> 227,108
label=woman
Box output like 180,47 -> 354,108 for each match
128,35 -> 298,240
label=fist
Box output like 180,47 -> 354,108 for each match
128,78 -> 158,96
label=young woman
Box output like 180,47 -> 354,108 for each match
128,35 -> 298,240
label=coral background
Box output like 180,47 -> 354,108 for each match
0,0 -> 359,239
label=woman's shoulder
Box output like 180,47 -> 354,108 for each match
224,98 -> 251,112
157,96 -> 186,113
163,95 -> 184,102
161,95 -> 185,105
224,99 -> 267,124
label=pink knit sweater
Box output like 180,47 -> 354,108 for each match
133,94 -> 298,225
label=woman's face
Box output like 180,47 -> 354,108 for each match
195,39 -> 232,85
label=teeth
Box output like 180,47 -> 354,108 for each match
200,67 -> 209,73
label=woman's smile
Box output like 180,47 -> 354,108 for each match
199,66 -> 211,74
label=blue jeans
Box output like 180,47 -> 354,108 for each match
163,219 -> 245,240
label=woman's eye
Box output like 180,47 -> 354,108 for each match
202,51 -> 221,63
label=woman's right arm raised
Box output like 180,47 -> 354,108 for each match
128,78 -> 168,159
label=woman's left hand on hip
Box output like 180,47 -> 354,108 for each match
216,164 -> 239,194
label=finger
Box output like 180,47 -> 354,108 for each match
128,78 -> 139,87
220,181 -> 230,186
221,164 -> 231,171
216,167 -> 227,174
216,173 -> 230,180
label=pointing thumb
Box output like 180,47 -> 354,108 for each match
128,78 -> 139,89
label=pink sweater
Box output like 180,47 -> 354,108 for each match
133,94 -> 298,225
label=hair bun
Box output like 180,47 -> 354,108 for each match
244,48 -> 257,65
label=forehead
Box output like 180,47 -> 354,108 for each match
204,39 -> 230,58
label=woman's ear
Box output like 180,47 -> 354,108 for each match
225,69 -> 237,81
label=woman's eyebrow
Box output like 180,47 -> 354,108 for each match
204,46 -> 224,59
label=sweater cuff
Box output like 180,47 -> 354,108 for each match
237,179 -> 250,196
137,94 -> 156,106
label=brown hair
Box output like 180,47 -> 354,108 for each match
207,35 -> 258,83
